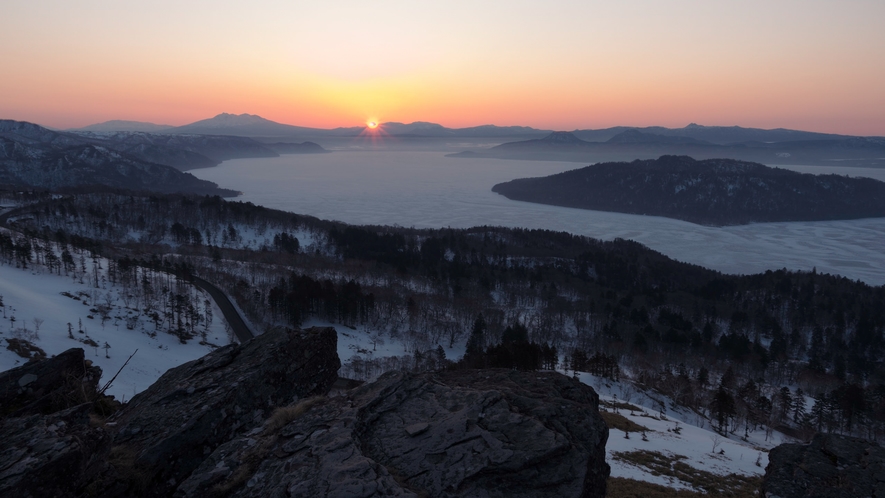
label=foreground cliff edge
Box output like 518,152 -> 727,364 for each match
0,327 -> 610,497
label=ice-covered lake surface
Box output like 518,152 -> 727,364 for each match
192,151 -> 885,285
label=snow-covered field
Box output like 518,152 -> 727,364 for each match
192,151 -> 885,285
0,262 -> 233,401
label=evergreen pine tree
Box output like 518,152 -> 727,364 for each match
710,384 -> 736,434
792,388 -> 806,423
463,314 -> 486,367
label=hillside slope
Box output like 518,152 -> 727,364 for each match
0,120 -> 238,195
73,131 -> 282,170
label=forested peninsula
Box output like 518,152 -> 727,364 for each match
492,155 -> 885,226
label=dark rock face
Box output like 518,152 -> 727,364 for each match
0,347 -> 102,417
109,326 -> 340,496
762,433 -> 885,498
0,327 -> 340,498
0,403 -> 111,498
180,369 -> 610,498
0,349 -> 109,498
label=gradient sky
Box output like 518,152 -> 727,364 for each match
2,0 -> 884,134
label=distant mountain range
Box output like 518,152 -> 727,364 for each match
70,113 -> 554,139
60,113 -> 885,167
492,155 -> 885,226
0,120 -> 331,195
570,123 -> 849,145
449,130 -> 885,168
161,113 -> 323,137
71,113 -> 880,143
0,120 -> 238,196
0,117 -> 332,195
73,120 -> 175,133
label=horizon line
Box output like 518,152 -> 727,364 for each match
9,114 -> 881,138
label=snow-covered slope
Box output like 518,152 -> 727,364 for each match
0,120 -> 237,195
576,372 -> 782,492
0,259 -> 233,401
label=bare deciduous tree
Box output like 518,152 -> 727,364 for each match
710,434 -> 724,454
32,317 -> 43,340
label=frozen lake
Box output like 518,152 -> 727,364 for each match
191,151 -> 885,285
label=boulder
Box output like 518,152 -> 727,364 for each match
0,348 -> 102,417
108,326 -> 340,496
179,369 -> 610,498
762,433 -> 885,497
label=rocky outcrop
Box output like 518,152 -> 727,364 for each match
108,326 -> 340,496
179,369 -> 610,498
762,433 -> 885,498
0,347 -> 102,417
0,403 -> 111,498
0,349 -> 110,498
1,330 -> 610,498
0,326 -> 340,498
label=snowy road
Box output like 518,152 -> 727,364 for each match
186,274 -> 253,342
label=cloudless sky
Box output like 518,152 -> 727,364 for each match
2,0 -> 884,134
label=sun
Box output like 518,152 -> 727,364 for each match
359,118 -> 385,142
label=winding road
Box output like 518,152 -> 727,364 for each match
184,275 -> 254,343
0,204 -> 255,343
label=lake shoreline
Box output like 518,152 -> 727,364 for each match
191,151 -> 885,285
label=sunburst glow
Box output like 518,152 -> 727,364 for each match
367,121 -> 378,129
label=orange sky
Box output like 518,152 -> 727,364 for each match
2,1 -> 884,135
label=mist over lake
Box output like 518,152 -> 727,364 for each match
191,151 -> 885,285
